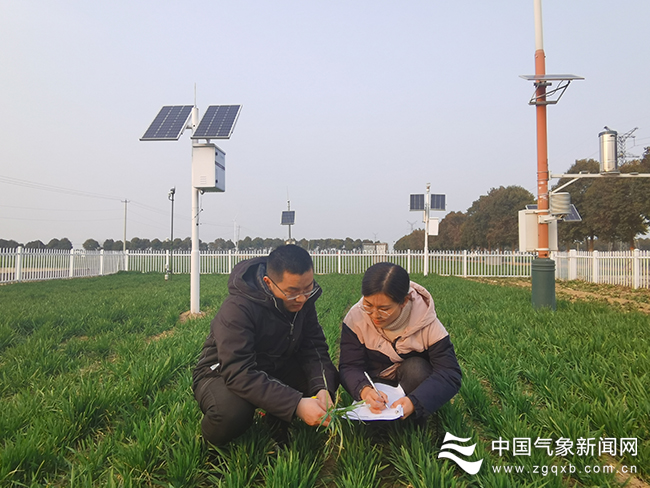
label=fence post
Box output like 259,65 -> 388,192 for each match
568,249 -> 577,280
462,250 -> 467,278
99,249 -> 104,276
633,248 -> 640,289
406,249 -> 411,274
592,250 -> 599,284
69,250 -> 75,278
15,246 -> 23,282
124,250 -> 129,272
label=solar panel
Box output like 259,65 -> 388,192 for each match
281,211 -> 295,225
431,194 -> 446,211
524,204 -> 582,222
192,105 -> 242,139
410,194 -> 424,211
140,105 -> 193,141
563,204 -> 582,222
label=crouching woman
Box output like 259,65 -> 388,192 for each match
339,262 -> 462,421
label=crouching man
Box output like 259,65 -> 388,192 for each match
192,244 -> 339,445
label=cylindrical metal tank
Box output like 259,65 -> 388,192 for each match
599,128 -> 618,173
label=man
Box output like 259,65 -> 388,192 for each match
192,244 -> 339,446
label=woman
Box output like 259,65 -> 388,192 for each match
339,262 -> 461,420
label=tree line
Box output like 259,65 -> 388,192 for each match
0,236 -> 372,252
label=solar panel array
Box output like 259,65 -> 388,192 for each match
430,194 -> 446,211
140,105 -> 193,141
192,105 -> 242,139
410,194 -> 425,211
281,211 -> 295,225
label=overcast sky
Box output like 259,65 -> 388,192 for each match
1,1 -> 649,249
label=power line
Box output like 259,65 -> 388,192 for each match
0,174 -> 122,201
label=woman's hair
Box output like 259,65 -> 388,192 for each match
361,262 -> 410,303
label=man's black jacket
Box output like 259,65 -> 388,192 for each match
192,257 -> 339,422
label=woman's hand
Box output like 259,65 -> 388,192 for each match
391,396 -> 415,418
360,386 -> 389,414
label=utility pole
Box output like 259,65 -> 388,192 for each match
168,187 -> 176,278
122,199 -> 129,253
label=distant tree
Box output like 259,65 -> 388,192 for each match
102,239 -> 115,250
150,238 -> 163,250
56,238 -> 73,250
560,151 -> 650,250
429,211 -> 468,250
394,230 -> 425,251
83,239 -> 101,250
25,240 -> 46,249
462,186 -> 535,250
0,239 -> 21,249
46,238 -> 60,249
113,240 -> 124,251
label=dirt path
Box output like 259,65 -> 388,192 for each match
466,277 -> 650,314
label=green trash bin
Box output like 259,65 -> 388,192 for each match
531,258 -> 556,310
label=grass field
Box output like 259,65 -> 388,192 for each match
0,272 -> 647,487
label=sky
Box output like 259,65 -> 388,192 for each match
1,1 -> 649,249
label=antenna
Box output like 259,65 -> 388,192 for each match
407,220 -> 417,232
617,127 -> 639,164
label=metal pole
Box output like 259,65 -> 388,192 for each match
122,199 -> 129,253
424,183 -> 430,276
190,106 -> 201,314
531,0 -> 556,310
167,187 -> 175,278
534,0 -> 549,258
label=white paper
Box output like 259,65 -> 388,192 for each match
342,383 -> 406,421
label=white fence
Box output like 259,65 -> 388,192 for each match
553,249 -> 650,289
1,247 -> 649,289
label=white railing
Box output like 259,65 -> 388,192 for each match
1,247 -> 648,289
553,249 -> 650,289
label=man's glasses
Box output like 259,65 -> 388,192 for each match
266,275 -> 320,301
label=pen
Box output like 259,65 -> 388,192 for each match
364,372 -> 389,408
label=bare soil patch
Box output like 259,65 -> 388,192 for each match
466,277 -> 650,314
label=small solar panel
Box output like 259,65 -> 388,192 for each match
431,194 -> 446,211
410,194 -> 425,211
192,105 -> 242,139
524,204 -> 582,222
281,211 -> 295,225
140,105 -> 193,141
563,204 -> 582,222
519,74 -> 584,82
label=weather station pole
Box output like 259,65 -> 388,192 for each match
531,0 -> 556,310
141,102 -> 241,317
190,106 -> 201,314
424,183 -> 430,276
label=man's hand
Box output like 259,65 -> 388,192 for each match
315,389 -> 333,411
360,386 -> 389,414
391,396 -> 415,418
296,397 -> 330,427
